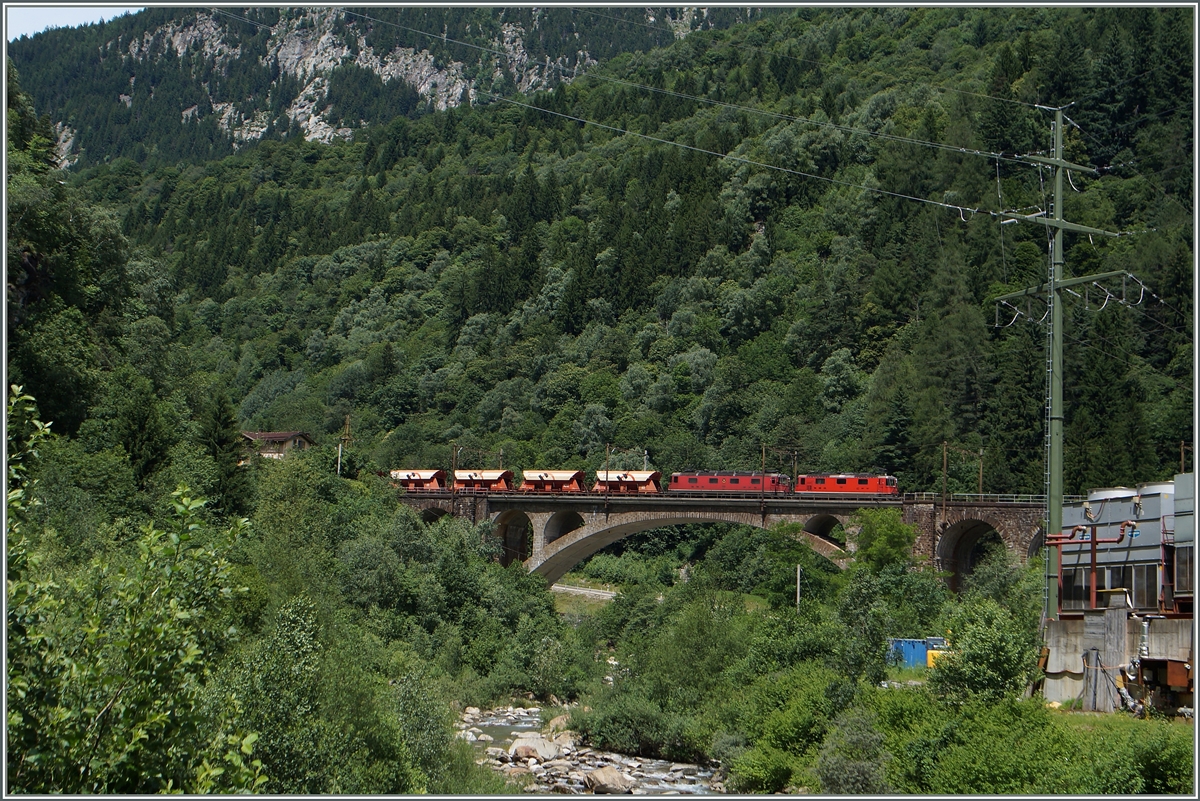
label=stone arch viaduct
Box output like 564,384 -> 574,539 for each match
400,492 -> 1046,588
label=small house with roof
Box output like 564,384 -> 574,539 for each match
242,431 -> 314,460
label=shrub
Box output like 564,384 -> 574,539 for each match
729,744 -> 794,793
737,661 -> 842,749
927,598 -> 1039,703
923,699 -> 1073,794
1068,717 -> 1195,794
6,481 -> 266,791
816,708 -> 891,794
572,690 -> 670,757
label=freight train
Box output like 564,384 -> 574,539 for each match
389,468 -> 898,496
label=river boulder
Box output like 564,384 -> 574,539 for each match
508,734 -> 560,761
584,765 -> 636,794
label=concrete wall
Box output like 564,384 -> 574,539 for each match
1043,614 -> 1193,706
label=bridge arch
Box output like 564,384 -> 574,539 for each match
802,513 -> 838,538
493,510 -> 532,567
526,510 -> 850,584
420,507 -> 449,525
1026,529 -> 1045,561
544,510 -> 585,544
938,512 -> 1046,592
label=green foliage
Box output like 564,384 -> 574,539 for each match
926,545 -> 1042,703
927,598 -> 1040,704
851,507 -> 918,572
872,560 -> 950,638
729,744 -> 796,793
833,569 -> 893,686
197,390 -> 253,517
699,523 -> 840,606
816,707 -> 891,794
921,699 -> 1074,794
4,8 -> 1194,794
6,470 -> 266,792
5,8 -> 1188,500
222,597 -> 426,793
1062,715 -> 1195,794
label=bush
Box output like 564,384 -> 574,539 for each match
816,708 -> 891,794
923,699 -> 1073,794
1068,717 -> 1195,794
572,690 -> 670,757
927,598 -> 1039,703
222,598 -> 426,793
6,481 -> 265,792
850,508 -> 918,572
729,744 -> 794,793
736,661 -> 842,750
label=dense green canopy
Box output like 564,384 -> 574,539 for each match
6,7 -> 1193,795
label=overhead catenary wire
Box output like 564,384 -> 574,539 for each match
574,5 -> 1054,111
221,7 -> 1155,241
999,277 -> 1191,341
490,92 -> 993,220
936,84 -> 1042,109
337,6 -> 1039,168
570,6 -> 826,71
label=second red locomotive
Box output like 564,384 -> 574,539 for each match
669,471 -> 792,493
794,474 -> 898,494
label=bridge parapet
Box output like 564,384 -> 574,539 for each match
394,492 -> 1046,588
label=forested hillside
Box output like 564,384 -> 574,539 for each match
6,6 -> 1194,795
10,6 -> 1191,501
8,6 -> 775,163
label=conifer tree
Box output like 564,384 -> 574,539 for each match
199,391 -> 252,518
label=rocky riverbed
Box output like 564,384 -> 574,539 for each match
456,704 -> 723,794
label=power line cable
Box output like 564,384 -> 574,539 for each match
211,8 -> 273,30
573,6 -> 1048,110
936,84 -> 1042,110
570,5 -> 854,72
573,71 -> 1036,166
1068,101 -> 1194,216
1062,333 -> 1189,391
223,8 -> 1154,239
340,6 -> 1038,168
490,92 -> 994,220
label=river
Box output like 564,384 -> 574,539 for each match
458,704 -> 721,794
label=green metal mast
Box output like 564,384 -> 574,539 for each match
994,107 -> 1131,623
1048,108 -> 1065,622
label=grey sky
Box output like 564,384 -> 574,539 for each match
6,6 -> 144,41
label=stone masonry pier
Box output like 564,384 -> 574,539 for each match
399,492 -> 1045,587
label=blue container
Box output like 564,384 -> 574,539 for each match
889,638 -> 928,669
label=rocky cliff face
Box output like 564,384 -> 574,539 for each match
90,7 -> 611,151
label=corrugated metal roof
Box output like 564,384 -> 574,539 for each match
243,431 -> 312,443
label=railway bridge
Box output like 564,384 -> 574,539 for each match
399,491 -> 1047,587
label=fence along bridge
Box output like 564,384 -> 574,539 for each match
399,491 -> 1047,587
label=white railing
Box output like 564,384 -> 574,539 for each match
903,493 -> 1083,505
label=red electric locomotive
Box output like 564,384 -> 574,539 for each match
793,474 -> 898,494
668,471 -> 792,493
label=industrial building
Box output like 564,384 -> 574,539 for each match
1041,473 -> 1194,714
